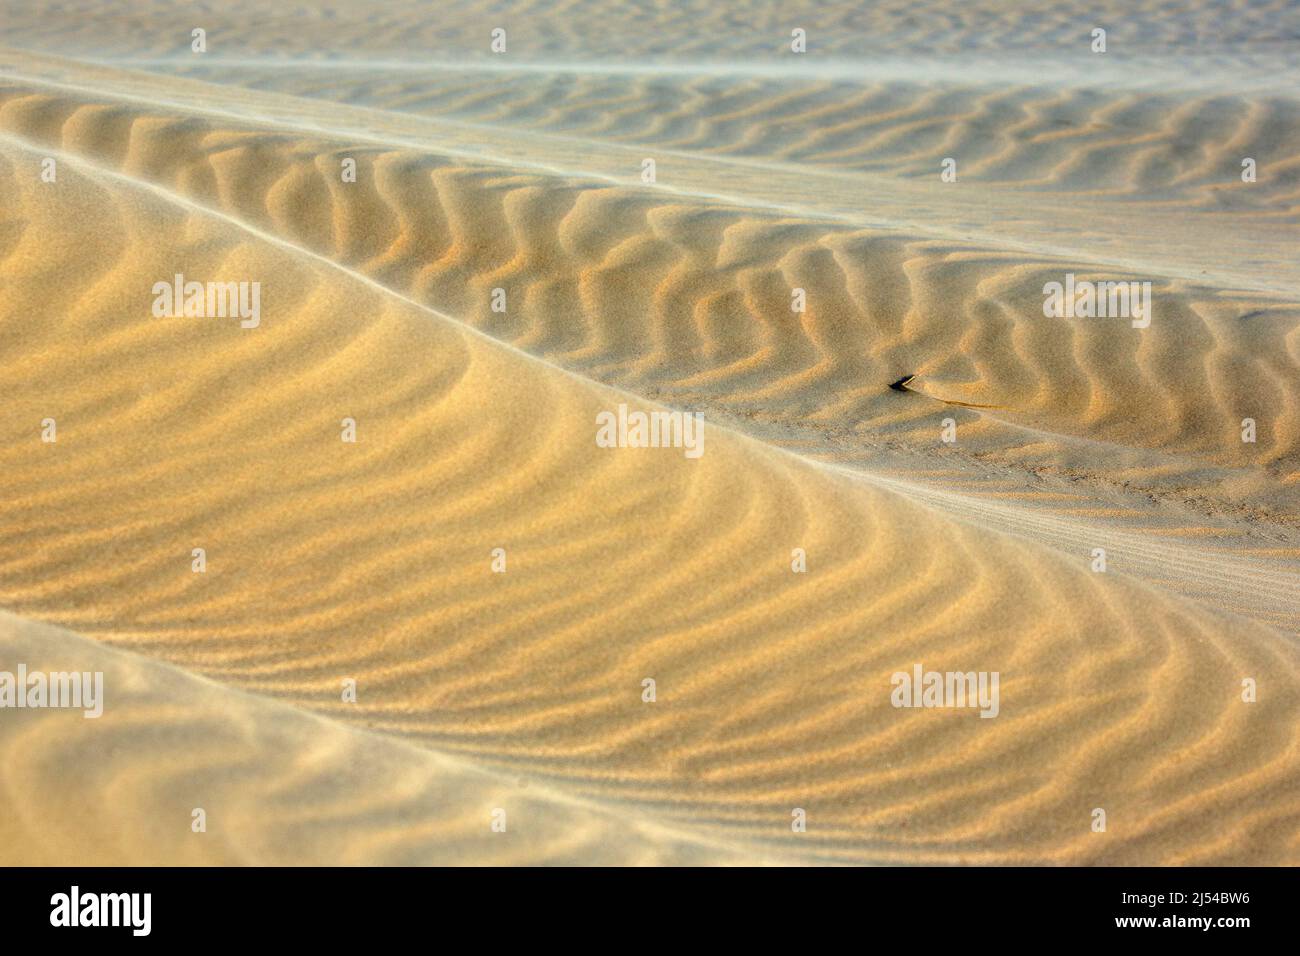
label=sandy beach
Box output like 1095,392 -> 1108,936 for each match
0,0 -> 1297,865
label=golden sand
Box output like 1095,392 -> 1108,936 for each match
0,1 -> 1297,865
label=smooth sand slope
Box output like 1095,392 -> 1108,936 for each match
0,1 -> 1298,865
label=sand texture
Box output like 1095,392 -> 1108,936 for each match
0,1 -> 1297,865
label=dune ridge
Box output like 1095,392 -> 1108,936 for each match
0,611 -> 768,865
2,55 -> 1296,632
1,114 -> 1298,864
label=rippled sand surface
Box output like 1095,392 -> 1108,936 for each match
0,1 -> 1297,865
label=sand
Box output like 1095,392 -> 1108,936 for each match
0,1 -> 1297,865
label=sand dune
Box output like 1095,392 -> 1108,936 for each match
2,57 -> 1295,629
5,0 -> 1297,64
161,61 -> 1300,213
0,612 -> 763,865
0,1 -> 1297,866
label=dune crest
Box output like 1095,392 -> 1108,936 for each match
1,128 -> 1297,864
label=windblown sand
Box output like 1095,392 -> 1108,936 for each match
0,1 -> 1297,865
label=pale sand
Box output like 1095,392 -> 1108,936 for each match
0,1 -> 1297,865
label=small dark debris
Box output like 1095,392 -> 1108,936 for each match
888,374 -> 916,392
